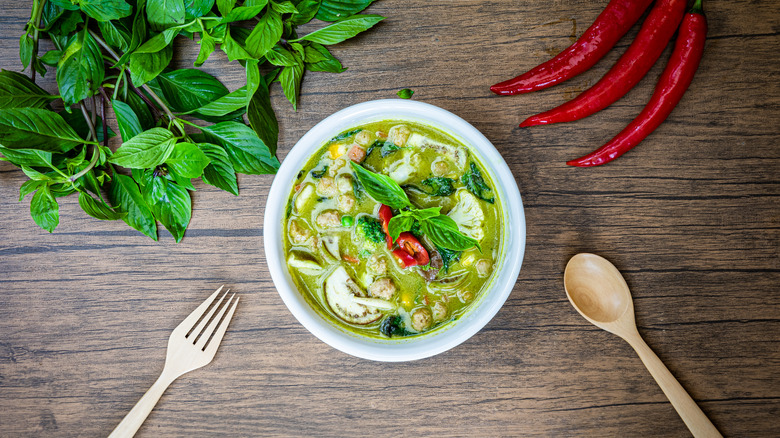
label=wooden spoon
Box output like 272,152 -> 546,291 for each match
564,253 -> 721,438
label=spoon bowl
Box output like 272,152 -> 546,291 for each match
563,253 -> 721,438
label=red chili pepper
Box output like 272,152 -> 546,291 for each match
378,204 -> 394,249
520,0 -> 687,128
490,0 -> 653,96
568,0 -> 707,167
393,232 -> 430,267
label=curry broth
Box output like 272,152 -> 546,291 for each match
283,120 -> 502,339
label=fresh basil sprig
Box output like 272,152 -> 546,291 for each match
351,162 -> 480,251
2,0 -> 386,241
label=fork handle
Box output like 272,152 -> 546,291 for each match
108,371 -> 178,438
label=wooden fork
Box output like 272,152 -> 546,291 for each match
108,286 -> 240,438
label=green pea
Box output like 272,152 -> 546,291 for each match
341,215 -> 355,227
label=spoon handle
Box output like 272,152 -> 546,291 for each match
627,334 -> 722,438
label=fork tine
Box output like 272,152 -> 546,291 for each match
195,293 -> 235,350
178,285 -> 224,334
204,296 -> 239,357
189,288 -> 228,342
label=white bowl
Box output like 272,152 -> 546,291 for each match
264,99 -> 525,361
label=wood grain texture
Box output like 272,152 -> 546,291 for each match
1,0 -> 778,436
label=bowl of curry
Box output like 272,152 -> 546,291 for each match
265,99 -> 525,361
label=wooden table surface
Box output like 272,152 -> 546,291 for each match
1,0 -> 778,436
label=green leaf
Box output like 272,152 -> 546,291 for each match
397,88 -> 414,99
271,1 -> 298,14
279,53 -> 304,110
59,110 -> 114,144
217,0 -> 236,15
388,215 -> 414,241
197,142 -> 238,195
245,9 -> 283,59
154,69 -> 229,113
290,0 -> 320,25
109,127 -> 177,168
200,122 -> 279,174
78,191 -> 126,220
30,185 -> 59,232
247,81 -> 278,155
245,59 -> 261,106
98,21 -> 132,51
194,31 -> 216,66
143,176 -> 191,242
189,86 -> 247,117
462,162 -> 494,204
19,179 -> 44,201
316,0 -> 375,21
123,91 -> 155,131
0,146 -> 53,168
222,5 -> 265,22
165,142 -> 210,178
114,2 -> 148,66
292,14 -> 383,45
436,245 -> 461,273
19,33 -> 33,70
39,50 -> 62,66
48,10 -> 84,36
40,1 -> 66,30
412,206 -> 442,220
420,177 -> 455,196
129,45 -> 173,86
135,27 -> 180,54
0,69 -> 57,109
420,214 -> 479,251
186,0 -> 215,19
147,0 -> 186,31
222,30 -> 254,61
80,0 -> 132,22
20,165 -> 54,181
109,173 -> 158,240
303,42 -> 346,72
349,162 -> 411,209
57,30 -> 105,106
0,108 -> 84,152
112,99 -> 144,141
265,45 -> 297,67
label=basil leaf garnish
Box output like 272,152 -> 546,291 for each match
420,214 -> 480,252
350,162 -> 411,209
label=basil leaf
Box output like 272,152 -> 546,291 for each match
57,30 -> 105,106
129,45 -> 173,86
21,165 -> 54,181
388,215 -> 414,241
462,162 -> 494,204
349,162 -> 410,209
98,20 -> 132,51
49,10 -> 84,36
245,59 -> 261,107
109,173 -> 158,240
0,69 -> 57,109
189,86 -> 247,117
292,14 -> 384,45
265,45 -> 296,67
436,245 -> 461,273
272,1 -> 298,14
135,27 -> 180,54
245,9 -> 283,59
78,191 -> 125,220
147,0 -> 186,31
194,31 -> 216,67
290,0 -> 320,24
420,177 -> 455,196
247,81 -> 278,155
279,53 -> 304,110
0,146 -> 53,168
186,0 -> 215,18
330,128 -> 360,142
143,176 -> 191,242
303,43 -> 346,73
109,127 -> 177,168
58,110 -> 114,144
197,142 -> 238,195
397,88 -> 414,99
200,121 -> 279,174
19,33 -> 33,70
217,0 -> 236,15
39,50 -> 62,66
79,0 -> 132,22
411,206 -> 442,220
112,99 -> 144,141
123,91 -> 155,131
30,185 -> 59,232
19,179 -> 45,201
154,69 -> 229,113
114,2 -> 147,66
316,0 -> 375,21
0,108 -> 84,152
222,30 -> 254,61
39,1 -> 66,30
420,214 -> 479,252
165,142 -> 210,178
222,5 -> 265,22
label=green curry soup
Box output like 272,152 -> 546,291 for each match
283,120 -> 502,339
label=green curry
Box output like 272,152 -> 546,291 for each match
283,120 -> 502,338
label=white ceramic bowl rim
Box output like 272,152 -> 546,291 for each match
264,99 -> 525,362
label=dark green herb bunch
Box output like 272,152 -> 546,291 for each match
3,0 -> 384,241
